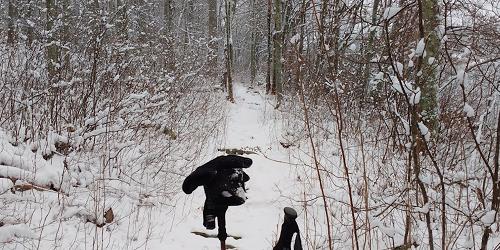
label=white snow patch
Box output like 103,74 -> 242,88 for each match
418,122 -> 430,141
0,179 -> 13,194
0,224 -> 36,243
290,33 -> 300,44
383,6 -> 402,20
463,103 -> 475,117
396,62 -> 404,75
415,203 -> 430,213
410,87 -> 421,105
456,68 -> 467,85
415,38 -> 425,56
481,210 -> 496,226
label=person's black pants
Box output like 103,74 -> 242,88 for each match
203,199 -> 228,241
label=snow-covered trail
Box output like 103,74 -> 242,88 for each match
165,83 -> 302,249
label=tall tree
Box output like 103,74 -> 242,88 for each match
62,0 -> 70,67
417,0 -> 439,130
266,0 -> 272,94
116,0 -> 128,40
7,0 -> 17,45
164,0 -> 174,71
46,0 -> 59,83
363,0 -> 380,93
163,0 -> 173,36
224,0 -> 234,102
208,0 -> 218,78
272,0 -> 283,106
25,0 -> 34,45
249,0 -> 257,84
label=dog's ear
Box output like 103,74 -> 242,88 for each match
242,171 -> 250,182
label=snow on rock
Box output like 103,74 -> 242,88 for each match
463,103 -> 475,117
0,224 -> 36,243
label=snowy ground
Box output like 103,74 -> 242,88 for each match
163,83 -> 303,249
0,82 -> 308,250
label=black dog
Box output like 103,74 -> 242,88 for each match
183,155 -> 252,241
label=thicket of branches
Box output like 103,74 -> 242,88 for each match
0,1 -> 226,248
258,0 -> 499,249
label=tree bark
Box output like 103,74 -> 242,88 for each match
46,0 -> 59,84
266,0 -> 272,94
7,0 -> 17,45
208,0 -> 218,78
272,0 -> 283,106
225,0 -> 234,102
416,0 -> 439,131
249,0 -> 257,84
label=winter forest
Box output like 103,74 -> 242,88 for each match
0,0 -> 499,249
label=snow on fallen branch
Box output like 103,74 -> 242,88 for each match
0,224 -> 36,243
0,165 -> 63,193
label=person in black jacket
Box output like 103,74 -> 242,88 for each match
274,207 -> 302,250
182,155 -> 252,241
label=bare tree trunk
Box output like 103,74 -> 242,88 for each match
116,0 -> 128,40
363,0 -> 380,93
266,0 -> 272,94
208,0 -> 218,78
272,0 -> 282,106
416,0 -> 439,131
46,0 -> 59,83
7,0 -> 17,45
164,0 -> 175,71
249,0 -> 257,85
225,0 -> 234,102
62,0 -> 70,67
479,112 -> 500,249
165,0 -> 173,35
25,0 -> 34,45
